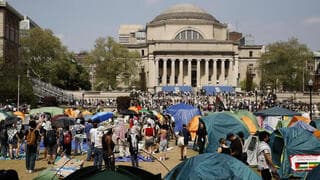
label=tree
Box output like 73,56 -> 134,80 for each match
259,38 -> 314,92
88,37 -> 141,90
20,28 -> 91,91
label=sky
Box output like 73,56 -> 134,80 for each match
6,0 -> 320,53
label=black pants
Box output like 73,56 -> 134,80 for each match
103,153 -> 115,170
261,169 -> 271,180
198,141 -> 205,154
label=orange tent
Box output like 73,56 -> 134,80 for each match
14,111 -> 25,120
241,116 -> 258,134
188,115 -> 201,140
64,108 -> 77,118
288,116 -> 311,127
82,110 -> 92,116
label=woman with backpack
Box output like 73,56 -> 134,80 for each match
25,120 -> 40,173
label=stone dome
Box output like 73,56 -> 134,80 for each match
151,3 -> 218,23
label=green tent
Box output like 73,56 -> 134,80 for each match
201,112 -> 250,152
234,110 -> 259,127
165,153 -> 261,180
254,106 -> 301,116
270,126 -> 320,178
30,106 -> 64,116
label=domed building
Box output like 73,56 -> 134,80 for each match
118,3 -> 264,93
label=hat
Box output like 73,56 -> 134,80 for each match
226,133 -> 234,140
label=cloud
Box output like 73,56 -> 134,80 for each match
144,0 -> 162,5
304,17 -> 320,24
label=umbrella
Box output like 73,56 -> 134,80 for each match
120,109 -> 137,116
91,112 -> 113,123
30,106 -> 64,116
13,111 -> 25,120
128,106 -> 139,114
52,117 -> 75,128
4,116 -> 19,126
139,108 -> 151,114
82,110 -> 92,116
0,110 -> 12,121
52,114 -> 68,122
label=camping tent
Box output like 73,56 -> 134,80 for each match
187,115 -> 201,140
65,165 -> 161,180
269,126 -> 320,179
234,110 -> 259,134
201,112 -> 250,152
165,103 -> 201,132
288,116 -> 311,127
164,153 -> 261,180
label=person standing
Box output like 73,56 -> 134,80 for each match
144,123 -> 154,159
84,120 -> 93,161
127,128 -> 139,167
195,121 -> 208,154
72,119 -> 85,155
93,126 -> 104,169
25,121 -> 40,173
257,131 -> 277,180
102,129 -> 115,170
46,125 -> 58,164
62,127 -> 72,157
226,133 -> 243,161
179,124 -> 191,160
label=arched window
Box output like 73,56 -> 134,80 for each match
175,30 -> 204,40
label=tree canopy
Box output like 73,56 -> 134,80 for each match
20,27 -> 91,91
86,37 -> 141,90
259,38 -> 314,91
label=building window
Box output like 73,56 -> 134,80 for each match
175,30 -> 203,40
141,50 -> 144,56
249,51 -> 253,57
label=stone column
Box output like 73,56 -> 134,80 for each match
188,59 -> 192,86
221,59 -> 225,85
162,59 -> 167,85
197,59 -> 201,87
155,59 -> 159,86
234,56 -> 239,87
228,59 -> 233,86
213,59 -> 217,85
205,59 -> 209,85
179,59 -> 183,85
171,59 -> 175,85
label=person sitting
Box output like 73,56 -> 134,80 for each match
217,138 -> 231,154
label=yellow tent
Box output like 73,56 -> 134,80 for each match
241,116 -> 258,135
188,115 -> 201,140
64,108 -> 77,118
82,110 -> 92,116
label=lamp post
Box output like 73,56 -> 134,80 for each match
254,88 -> 258,111
308,79 -> 313,120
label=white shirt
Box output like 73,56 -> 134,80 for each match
257,141 -> 272,170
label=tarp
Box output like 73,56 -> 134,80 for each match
0,110 -> 13,121
201,112 -> 250,152
164,153 -> 261,180
165,103 -> 201,132
254,106 -> 301,116
270,127 -> 320,178
187,115 -> 201,140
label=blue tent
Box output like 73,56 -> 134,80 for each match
270,127 -> 320,179
201,112 -> 250,152
91,112 -> 113,123
165,103 -> 201,132
164,153 -> 261,180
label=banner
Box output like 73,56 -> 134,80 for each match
290,154 -> 320,171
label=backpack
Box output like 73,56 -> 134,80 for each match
64,132 -> 72,145
46,130 -> 57,146
26,129 -> 36,146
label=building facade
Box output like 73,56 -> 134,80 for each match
119,4 -> 264,92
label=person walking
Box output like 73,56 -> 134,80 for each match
195,121 -> 208,154
72,119 -> 85,155
46,125 -> 58,164
102,129 -> 115,170
93,126 -> 104,169
25,121 -> 40,173
62,128 -> 72,157
144,123 -> 154,159
257,131 -> 277,180
84,120 -> 93,161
